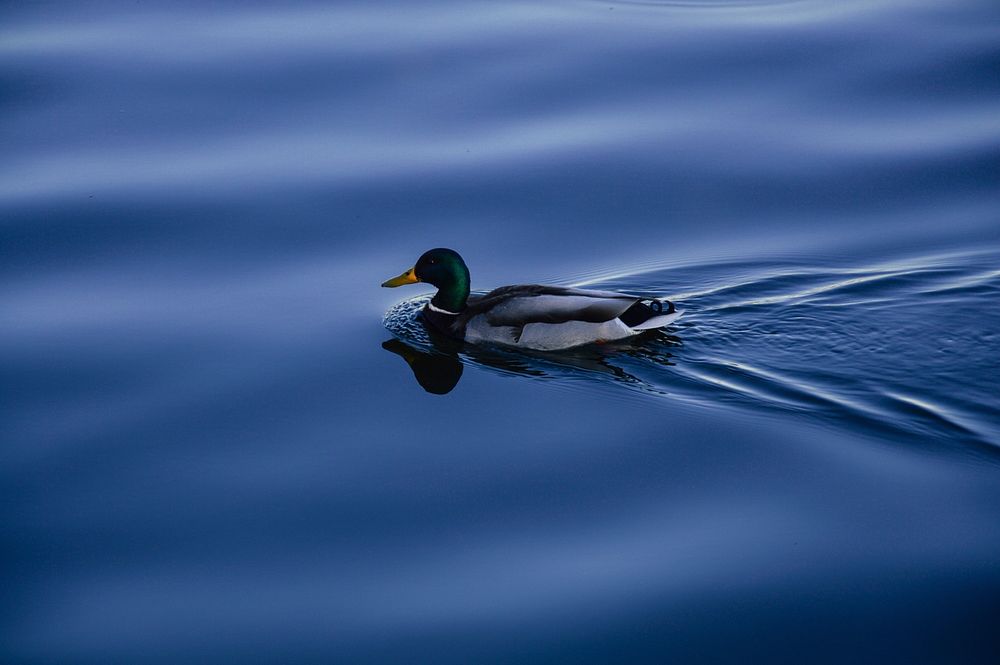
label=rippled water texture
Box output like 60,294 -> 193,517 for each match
386,248 -> 1000,455
3,1 -> 1000,663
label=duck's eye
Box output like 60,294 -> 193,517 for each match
428,258 -> 437,264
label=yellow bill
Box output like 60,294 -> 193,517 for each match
381,267 -> 419,288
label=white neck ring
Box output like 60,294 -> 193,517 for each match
427,301 -> 460,316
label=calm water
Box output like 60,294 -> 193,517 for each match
3,1 -> 1000,662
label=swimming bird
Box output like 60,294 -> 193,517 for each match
382,248 -> 683,351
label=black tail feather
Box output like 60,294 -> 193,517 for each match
619,299 -> 675,327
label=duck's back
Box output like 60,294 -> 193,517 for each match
465,285 -> 638,325
457,285 -> 662,351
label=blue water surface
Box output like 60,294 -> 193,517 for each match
3,1 -> 1000,662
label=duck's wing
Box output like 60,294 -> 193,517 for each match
463,285 -> 640,327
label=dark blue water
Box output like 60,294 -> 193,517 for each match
3,1 -> 1000,662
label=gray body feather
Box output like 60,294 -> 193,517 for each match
460,285 -> 639,328
422,284 -> 682,351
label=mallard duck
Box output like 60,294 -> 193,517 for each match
382,248 -> 683,351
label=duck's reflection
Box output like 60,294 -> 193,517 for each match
381,339 -> 464,395
382,320 -> 681,396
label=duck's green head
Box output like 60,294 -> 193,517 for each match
381,248 -> 471,313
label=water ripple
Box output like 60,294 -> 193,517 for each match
385,248 -> 1000,457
